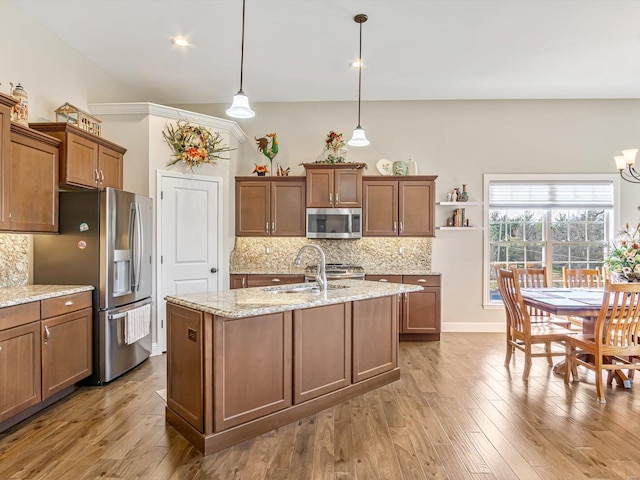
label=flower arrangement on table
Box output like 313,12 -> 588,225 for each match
163,120 -> 234,171
604,223 -> 640,281
319,130 -> 346,163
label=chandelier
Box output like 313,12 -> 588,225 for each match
614,149 -> 640,183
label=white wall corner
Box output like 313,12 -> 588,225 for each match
88,102 -> 247,143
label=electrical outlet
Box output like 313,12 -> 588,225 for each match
398,246 -> 404,255
265,246 -> 271,254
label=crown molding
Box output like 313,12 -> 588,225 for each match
88,102 -> 247,142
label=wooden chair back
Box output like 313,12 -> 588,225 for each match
595,281 -> 640,356
562,267 -> 602,288
496,267 -> 530,334
515,267 -> 548,288
514,267 -> 551,317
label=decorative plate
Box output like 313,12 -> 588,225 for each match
376,158 -> 393,175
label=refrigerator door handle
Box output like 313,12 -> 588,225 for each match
131,202 -> 144,292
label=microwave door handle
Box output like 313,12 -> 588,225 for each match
348,214 -> 352,234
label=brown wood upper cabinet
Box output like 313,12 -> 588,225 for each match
3,124 -> 60,233
235,176 -> 305,236
0,94 -> 16,230
304,164 -> 363,208
362,176 -> 437,237
30,122 -> 125,190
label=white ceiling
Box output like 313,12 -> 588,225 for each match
11,0 -> 640,105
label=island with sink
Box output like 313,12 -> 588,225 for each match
164,278 -> 422,455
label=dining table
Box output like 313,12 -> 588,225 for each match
520,287 -> 605,335
519,287 -> 633,387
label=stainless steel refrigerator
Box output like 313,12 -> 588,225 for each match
33,188 -> 153,384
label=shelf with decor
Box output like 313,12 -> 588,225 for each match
436,200 -> 483,230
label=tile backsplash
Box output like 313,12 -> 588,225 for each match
230,237 -> 432,275
0,234 -> 29,288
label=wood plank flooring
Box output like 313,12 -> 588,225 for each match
2,333 -> 640,479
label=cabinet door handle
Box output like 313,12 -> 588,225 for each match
272,278 -> 281,283
329,193 -> 333,206
44,325 -> 51,344
400,222 -> 404,233
65,300 -> 73,306
94,169 -> 100,183
272,221 -> 275,232
242,277 -> 246,288
393,221 -> 397,232
100,170 -> 105,184
336,194 -> 340,204
379,279 -> 388,282
418,279 -> 427,283
266,222 -> 269,233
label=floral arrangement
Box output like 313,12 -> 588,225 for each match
163,120 -> 234,171
252,164 -> 268,175
324,130 -> 346,163
604,223 -> 640,280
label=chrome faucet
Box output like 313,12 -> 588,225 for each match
294,244 -> 327,291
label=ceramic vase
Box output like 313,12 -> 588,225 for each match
458,184 -> 469,202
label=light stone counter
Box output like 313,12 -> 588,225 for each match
165,279 -> 422,319
0,285 -> 94,308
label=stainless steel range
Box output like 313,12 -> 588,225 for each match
304,263 -> 365,281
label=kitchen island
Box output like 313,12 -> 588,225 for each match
165,279 -> 422,455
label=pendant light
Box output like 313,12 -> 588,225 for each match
226,0 -> 255,118
348,14 -> 370,147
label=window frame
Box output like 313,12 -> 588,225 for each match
483,174 -> 620,308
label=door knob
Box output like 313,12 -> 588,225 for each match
210,268 -> 218,273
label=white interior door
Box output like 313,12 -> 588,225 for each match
157,172 -> 222,352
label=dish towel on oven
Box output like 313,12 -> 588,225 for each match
124,303 -> 151,345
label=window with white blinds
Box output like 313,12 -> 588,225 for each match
484,175 -> 619,306
489,181 -> 614,208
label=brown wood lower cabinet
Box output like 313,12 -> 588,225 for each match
365,274 -> 442,341
352,295 -> 398,382
0,291 -> 93,430
293,303 -> 351,404
41,307 -> 92,400
166,294 -> 400,455
0,321 -> 42,423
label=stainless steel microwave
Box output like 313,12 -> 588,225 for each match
306,208 -> 362,239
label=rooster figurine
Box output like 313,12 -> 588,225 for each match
255,133 -> 278,174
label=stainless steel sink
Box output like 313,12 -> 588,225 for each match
261,283 -> 349,294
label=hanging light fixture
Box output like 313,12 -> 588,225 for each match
226,0 -> 255,119
614,148 -> 640,183
348,14 -> 370,147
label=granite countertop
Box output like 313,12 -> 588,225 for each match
0,285 -> 94,308
230,269 -> 440,276
166,279 -> 423,319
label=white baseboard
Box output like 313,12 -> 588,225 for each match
151,343 -> 163,357
442,322 -> 505,333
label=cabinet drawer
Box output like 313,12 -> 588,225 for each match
365,275 -> 403,284
0,302 -> 40,331
246,275 -> 305,287
402,275 -> 441,287
41,291 -> 92,319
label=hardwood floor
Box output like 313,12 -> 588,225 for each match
2,333 -> 640,479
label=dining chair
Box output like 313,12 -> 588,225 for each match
496,267 -> 576,380
564,281 -> 640,403
561,267 -> 603,331
514,267 -> 572,329
562,267 -> 602,288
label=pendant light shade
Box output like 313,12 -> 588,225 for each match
348,14 -> 369,147
226,0 -> 255,119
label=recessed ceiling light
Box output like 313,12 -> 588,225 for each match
171,37 -> 190,47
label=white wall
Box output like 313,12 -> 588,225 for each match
174,99 -> 640,330
0,1 -> 141,122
